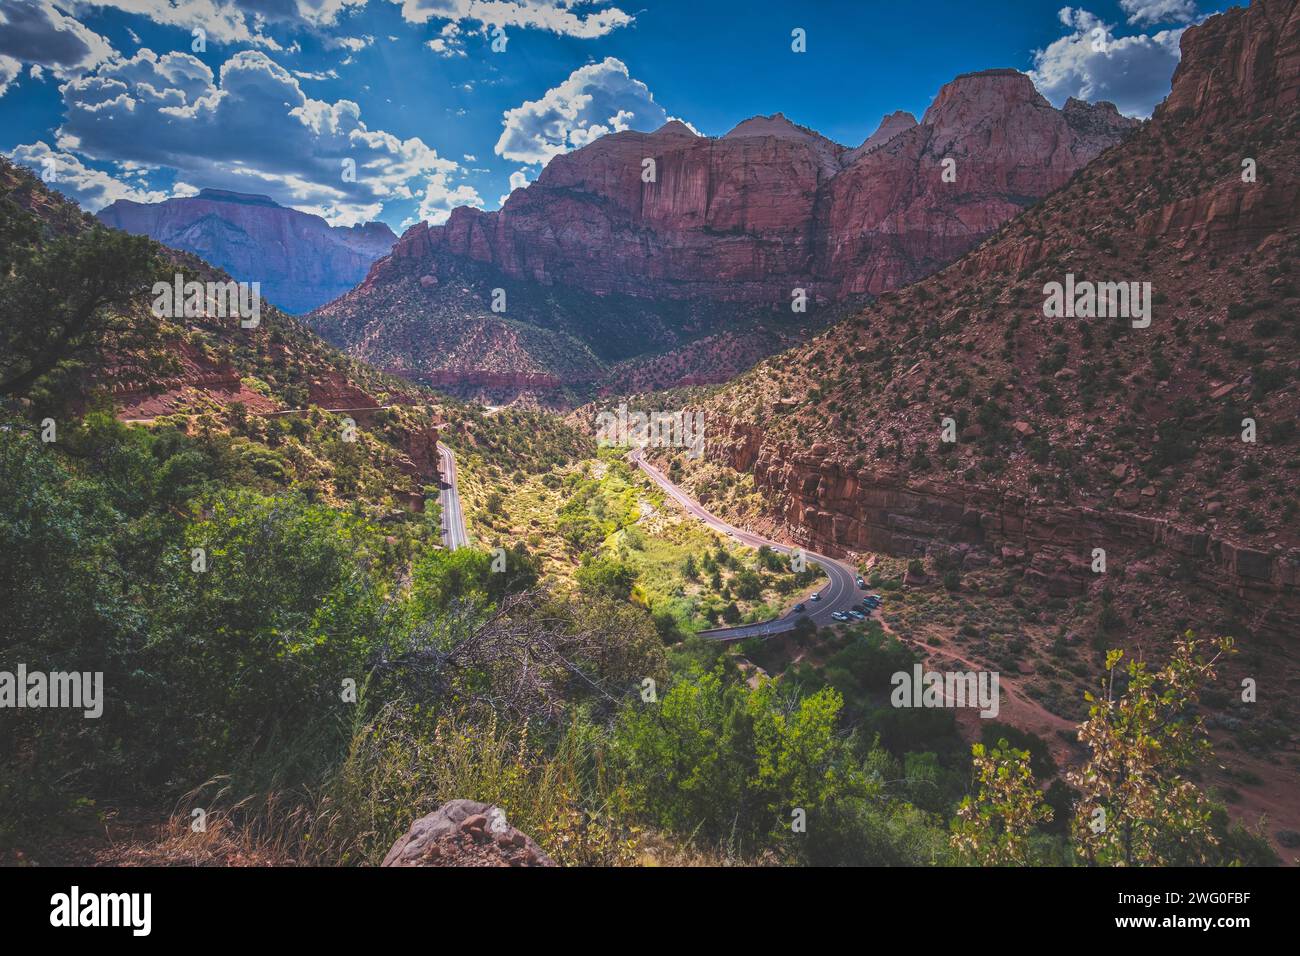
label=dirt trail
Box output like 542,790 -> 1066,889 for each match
872,608 -> 1079,765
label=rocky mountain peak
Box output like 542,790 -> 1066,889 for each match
845,110 -> 919,163
99,189 -> 397,314
653,119 -> 699,137
921,68 -> 1050,127
1159,0 -> 1300,125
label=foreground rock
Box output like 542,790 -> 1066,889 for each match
381,800 -> 556,868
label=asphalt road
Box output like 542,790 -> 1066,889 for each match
628,449 -> 864,641
438,441 -> 471,550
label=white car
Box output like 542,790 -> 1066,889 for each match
831,611 -> 848,621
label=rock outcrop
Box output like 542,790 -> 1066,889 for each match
706,417 -> 1300,634
98,189 -> 396,314
380,73 -> 1135,306
381,800 -> 555,867
682,0 -> 1300,635
321,72 -> 1135,397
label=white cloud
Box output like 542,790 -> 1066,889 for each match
1028,7 -> 1185,118
7,141 -> 190,210
416,171 -> 483,224
55,48 -> 470,225
497,166 -> 528,205
426,37 -> 466,57
1119,0 -> 1197,25
66,0 -> 368,45
65,1 -> 279,48
495,57 -> 670,164
0,0 -> 116,97
325,34 -> 375,51
392,0 -> 633,38
0,56 -> 21,97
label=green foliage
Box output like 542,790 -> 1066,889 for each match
576,555 -> 636,600
1068,634 -> 1236,866
611,666 -> 863,854
0,191 -> 162,400
951,739 -> 1053,865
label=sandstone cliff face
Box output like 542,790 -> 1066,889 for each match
379,72 -> 1136,306
684,0 -> 1300,636
98,189 -> 396,314
823,74 -> 1139,295
1159,0 -> 1300,125
706,416 -> 1300,634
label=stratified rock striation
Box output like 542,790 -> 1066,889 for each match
381,74 -> 1135,305
681,0 -> 1300,635
321,71 -> 1135,397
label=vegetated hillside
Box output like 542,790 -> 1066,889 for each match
99,188 -> 396,315
0,73 -> 1284,870
309,242 -> 839,404
674,0 -> 1300,636
309,70 -> 1136,403
1,157 -> 453,518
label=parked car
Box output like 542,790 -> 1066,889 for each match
831,611 -> 848,621
848,609 -> 866,620
856,576 -> 865,588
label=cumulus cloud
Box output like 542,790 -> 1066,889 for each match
58,1 -> 365,49
416,171 -> 483,223
7,141 -> 196,210
0,0 -> 116,96
1119,0 -> 1198,26
497,167 -> 529,205
55,48 -> 472,225
62,1 -> 277,48
392,0 -> 633,38
427,20 -> 466,56
0,57 -> 21,97
495,57 -> 670,165
325,34 -> 375,51
1028,7 -> 1185,118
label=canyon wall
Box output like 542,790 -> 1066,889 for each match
378,71 -> 1137,305
709,418 -> 1300,633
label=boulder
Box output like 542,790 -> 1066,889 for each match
381,800 -> 556,868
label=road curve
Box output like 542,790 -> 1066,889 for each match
438,442 -> 471,550
628,448 -> 863,641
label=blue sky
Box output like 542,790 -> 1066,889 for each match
0,0 -> 1226,231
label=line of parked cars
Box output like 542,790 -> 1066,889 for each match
831,592 -> 883,623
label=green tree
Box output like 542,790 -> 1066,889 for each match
575,555 -> 636,600
1068,634 -> 1231,866
0,195 -> 161,398
951,739 -> 1052,865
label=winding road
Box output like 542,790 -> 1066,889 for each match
628,448 -> 864,640
438,441 -> 471,550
